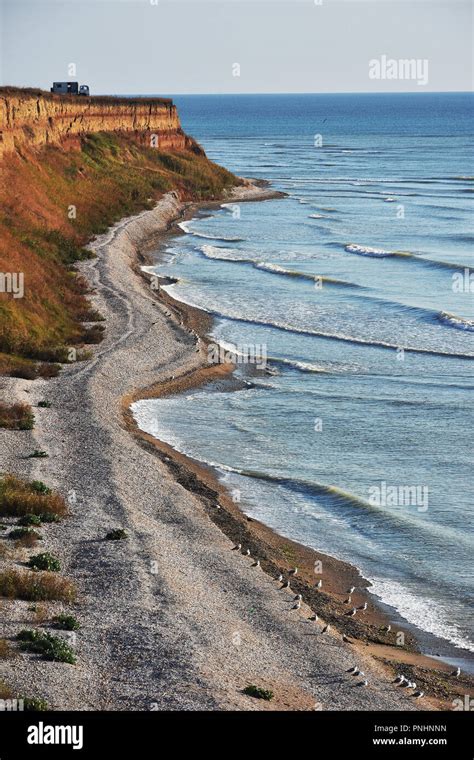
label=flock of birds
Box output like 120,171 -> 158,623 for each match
232,543 -> 463,702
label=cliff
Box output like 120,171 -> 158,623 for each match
0,88 -> 202,159
0,88 -> 239,376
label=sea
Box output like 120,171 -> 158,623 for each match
131,93 -> 474,669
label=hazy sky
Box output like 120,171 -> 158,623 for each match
1,0 -> 472,94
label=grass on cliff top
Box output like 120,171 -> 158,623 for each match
0,130 -> 239,375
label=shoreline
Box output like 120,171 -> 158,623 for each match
1,184 -> 471,711
124,187 -> 473,708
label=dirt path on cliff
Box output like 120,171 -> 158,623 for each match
0,190 -> 423,711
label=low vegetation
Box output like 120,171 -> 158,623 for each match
52,614 -> 80,631
105,528 -> 128,540
0,402 -> 34,430
17,629 -> 76,664
27,450 -> 49,459
9,527 -> 42,544
243,684 -> 274,701
23,696 -> 49,711
27,552 -> 61,572
0,570 -> 75,601
0,475 -> 67,518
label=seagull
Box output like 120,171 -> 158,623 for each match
348,608 -> 357,617
359,679 -> 368,687
451,667 -> 461,678
413,691 -> 424,699
232,543 -> 241,551
393,674 -> 405,685
245,549 -> 251,556
347,666 -> 359,675
348,586 -> 355,594
354,670 -> 364,677
281,580 -> 290,589
311,614 -> 319,622
253,560 -> 260,568
294,593 -> 302,602
293,600 -> 301,610
321,624 -> 330,634
342,635 -> 352,644
383,624 -> 391,632
316,579 -> 322,589
277,574 -> 283,583
289,567 -> 298,576
359,602 -> 368,611
344,597 -> 352,605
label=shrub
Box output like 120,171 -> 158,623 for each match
0,475 -> 67,518
105,528 -> 127,541
18,514 -> 42,526
37,400 -> 51,408
31,481 -> 51,495
0,402 -> 34,430
17,630 -> 76,664
9,527 -> 42,542
0,570 -> 75,601
27,449 -> 48,458
23,696 -> 49,711
36,363 -> 61,379
243,684 -> 274,701
28,553 -> 61,572
52,614 -> 80,631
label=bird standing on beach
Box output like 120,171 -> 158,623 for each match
321,624 -> 330,634
347,666 -> 359,675
451,666 -> 461,678
245,549 -> 251,556
348,608 -> 357,617
311,614 -> 319,622
294,593 -> 302,602
316,579 -> 322,589
254,560 -> 260,568
413,691 -> 424,699
344,597 -> 352,605
393,675 -> 405,685
383,624 -> 391,632
293,600 -> 301,610
348,586 -> 356,594
359,680 -> 368,687
278,574 -> 283,583
289,567 -> 298,576
358,602 -> 368,611
233,543 -> 241,551
281,580 -> 290,589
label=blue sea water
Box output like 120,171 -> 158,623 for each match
132,94 -> 474,662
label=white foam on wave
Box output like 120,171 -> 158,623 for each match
439,311 -> 474,332
200,244 -> 250,262
178,221 -> 243,243
345,243 -> 394,257
369,577 -> 474,653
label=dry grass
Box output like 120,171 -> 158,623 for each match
0,475 -> 67,518
0,638 -> 17,659
0,569 -> 76,602
0,402 -> 34,430
0,680 -> 14,699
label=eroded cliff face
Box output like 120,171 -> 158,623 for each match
0,88 -> 202,159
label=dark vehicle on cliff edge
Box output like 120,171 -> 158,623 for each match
50,82 -> 90,96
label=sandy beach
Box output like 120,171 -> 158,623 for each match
0,185 -> 471,711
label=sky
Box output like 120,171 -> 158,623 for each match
0,0 -> 472,95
